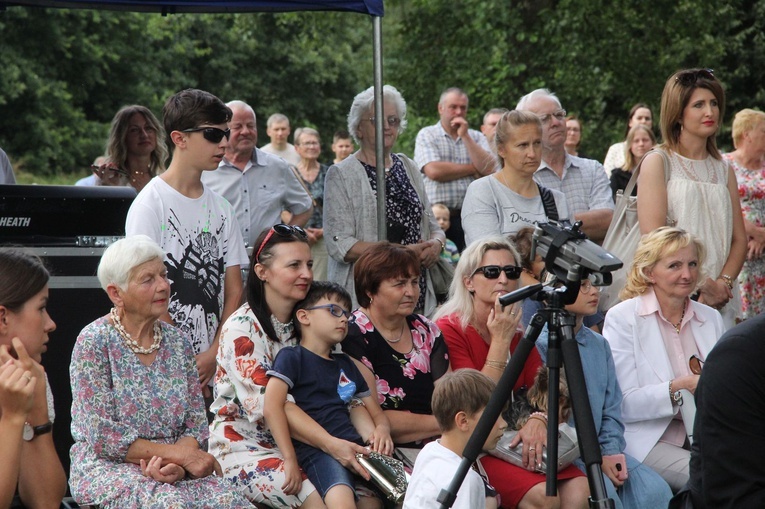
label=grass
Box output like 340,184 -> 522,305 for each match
14,170 -> 91,186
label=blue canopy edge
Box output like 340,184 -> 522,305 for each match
1,0 -> 383,16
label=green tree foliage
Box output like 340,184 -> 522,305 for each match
2,1 -> 765,175
385,0 -> 765,158
0,7 -> 372,175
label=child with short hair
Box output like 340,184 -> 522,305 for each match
332,130 -> 355,164
264,282 -> 391,509
431,203 -> 460,265
403,369 -> 504,509
125,89 -> 248,404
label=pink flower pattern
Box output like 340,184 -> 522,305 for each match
726,153 -> 765,319
344,310 -> 448,413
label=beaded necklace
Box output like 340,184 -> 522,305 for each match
110,307 -> 162,354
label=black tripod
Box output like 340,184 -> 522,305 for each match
437,282 -> 615,509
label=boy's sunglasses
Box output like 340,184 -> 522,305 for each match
472,265 -> 522,280
255,224 -> 307,262
304,304 -> 351,318
181,126 -> 231,143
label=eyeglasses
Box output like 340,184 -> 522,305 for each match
675,69 -> 715,86
368,116 -> 402,128
472,265 -> 522,280
689,355 -> 704,375
579,279 -> 599,293
537,109 -> 567,125
304,303 -> 351,318
181,126 -> 231,143
255,224 -> 307,263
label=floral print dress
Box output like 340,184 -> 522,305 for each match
69,317 -> 250,509
725,153 -> 765,319
341,310 -> 449,445
208,303 -> 315,508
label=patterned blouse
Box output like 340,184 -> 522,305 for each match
341,310 -> 449,426
360,153 -> 427,310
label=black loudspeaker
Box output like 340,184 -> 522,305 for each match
36,248 -> 113,478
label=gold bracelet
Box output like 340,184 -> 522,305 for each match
485,359 -> 508,370
718,274 -> 734,290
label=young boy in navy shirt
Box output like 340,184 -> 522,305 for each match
264,282 -> 392,509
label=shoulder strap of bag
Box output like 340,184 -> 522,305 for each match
289,164 -> 319,210
623,148 -> 671,199
537,184 -> 559,222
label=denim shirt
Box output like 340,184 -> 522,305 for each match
536,325 -> 626,456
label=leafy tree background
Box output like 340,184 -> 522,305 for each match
1,0 -> 764,179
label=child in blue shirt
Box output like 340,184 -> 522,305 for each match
265,281 -> 392,509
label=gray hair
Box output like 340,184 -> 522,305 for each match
347,84 -> 408,145
439,87 -> 468,106
97,235 -> 165,291
294,127 -> 320,145
267,113 -> 289,128
226,100 -> 256,120
433,236 -> 521,330
516,88 -> 562,111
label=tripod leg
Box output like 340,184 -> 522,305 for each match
559,322 -> 615,508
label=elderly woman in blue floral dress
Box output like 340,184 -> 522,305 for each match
209,225 -> 375,508
69,235 -> 250,508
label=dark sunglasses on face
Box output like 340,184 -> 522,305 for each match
181,126 -> 231,143
304,303 -> 351,318
472,265 -> 522,280
255,224 -> 308,263
675,68 -> 715,86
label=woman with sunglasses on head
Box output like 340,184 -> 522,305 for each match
210,225 -> 370,508
434,237 -> 590,509
0,248 -> 66,509
324,85 -> 445,317
341,243 -> 449,451
636,69 -> 746,328
602,227 -> 725,492
462,110 -> 570,247
91,105 -> 169,192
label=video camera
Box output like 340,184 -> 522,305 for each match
512,221 -> 622,305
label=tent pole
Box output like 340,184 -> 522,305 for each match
373,15 -> 386,241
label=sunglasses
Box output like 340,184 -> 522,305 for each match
91,164 -> 129,181
472,265 -> 522,280
689,355 -> 704,375
675,69 -> 715,86
181,126 -> 231,143
255,224 -> 308,263
304,303 -> 351,318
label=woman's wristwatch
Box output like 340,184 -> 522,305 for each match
23,421 -> 53,442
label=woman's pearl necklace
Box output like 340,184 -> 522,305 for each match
110,307 -> 162,354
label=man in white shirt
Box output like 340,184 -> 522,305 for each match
260,113 -> 301,166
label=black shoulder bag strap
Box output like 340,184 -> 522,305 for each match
537,183 -> 559,222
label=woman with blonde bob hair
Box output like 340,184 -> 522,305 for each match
603,227 -> 725,493
435,236 -> 590,509
636,69 -> 746,328
723,108 -> 765,319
